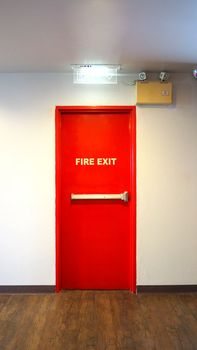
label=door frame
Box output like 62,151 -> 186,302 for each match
55,106 -> 136,292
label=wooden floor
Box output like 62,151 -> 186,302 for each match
0,291 -> 197,350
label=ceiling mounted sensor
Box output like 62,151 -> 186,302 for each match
192,69 -> 197,79
159,71 -> 169,82
138,72 -> 147,81
71,64 -> 121,84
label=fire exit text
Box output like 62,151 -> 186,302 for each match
75,158 -> 117,166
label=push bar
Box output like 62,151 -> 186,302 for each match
71,191 -> 129,202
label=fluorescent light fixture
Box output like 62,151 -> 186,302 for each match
71,64 -> 120,84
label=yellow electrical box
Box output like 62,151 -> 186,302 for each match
136,81 -> 173,105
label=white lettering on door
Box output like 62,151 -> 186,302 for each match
97,158 -> 117,166
75,158 -> 117,166
75,158 -> 95,166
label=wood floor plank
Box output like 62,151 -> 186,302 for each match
75,291 -> 97,350
0,291 -> 196,350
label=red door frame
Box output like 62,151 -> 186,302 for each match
55,106 -> 136,293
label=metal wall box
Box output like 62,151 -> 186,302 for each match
136,81 -> 173,105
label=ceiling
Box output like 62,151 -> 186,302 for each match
0,0 -> 197,73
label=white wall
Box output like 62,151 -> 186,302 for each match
137,74 -> 197,284
0,73 -> 196,285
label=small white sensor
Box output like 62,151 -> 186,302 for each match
192,69 -> 197,79
159,72 -> 169,82
139,72 -> 147,81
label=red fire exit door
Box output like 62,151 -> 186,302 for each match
56,106 -> 136,292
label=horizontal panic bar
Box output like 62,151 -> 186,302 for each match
71,191 -> 129,202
